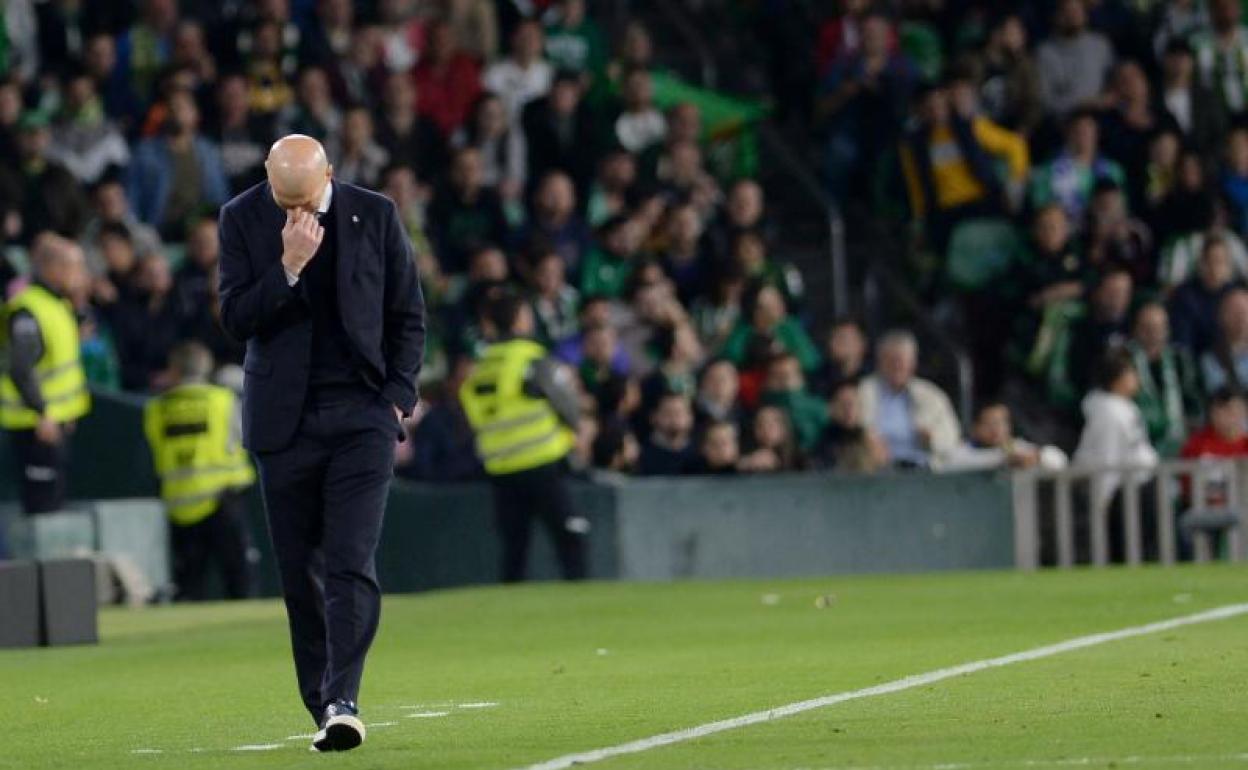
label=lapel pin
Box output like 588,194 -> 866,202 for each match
352,214 -> 359,224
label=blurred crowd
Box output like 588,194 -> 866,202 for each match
813,0 -> 1248,474
8,0 -> 1248,487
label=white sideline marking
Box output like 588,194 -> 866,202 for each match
284,734 -> 314,741
513,603 -> 1248,770
458,701 -> 499,709
131,749 -> 163,755
406,710 -> 451,718
368,721 -> 398,727
802,753 -> 1248,769
230,744 -> 282,752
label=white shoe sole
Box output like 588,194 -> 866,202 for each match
311,715 -> 366,752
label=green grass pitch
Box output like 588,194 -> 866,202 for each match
3,565 -> 1246,770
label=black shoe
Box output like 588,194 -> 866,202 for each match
311,700 -> 366,752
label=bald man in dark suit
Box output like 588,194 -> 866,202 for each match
217,134 -> 425,752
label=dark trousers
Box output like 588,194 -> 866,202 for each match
9,429 -> 69,514
171,490 -> 256,601
491,461 -> 588,583
254,387 -> 397,724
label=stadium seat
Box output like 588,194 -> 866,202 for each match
945,218 -> 1023,293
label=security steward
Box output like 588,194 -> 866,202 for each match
0,234 -> 91,514
460,292 -> 588,582
144,341 -> 257,600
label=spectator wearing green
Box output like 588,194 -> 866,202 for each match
732,230 -> 804,310
760,353 -> 829,452
1029,109 -> 1126,228
721,283 -> 821,373
1190,0 -> 1248,116
580,214 -> 639,298
528,249 -> 580,346
1128,302 -> 1202,457
544,0 -> 607,83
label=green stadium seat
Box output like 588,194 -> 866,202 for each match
946,218 -> 1023,293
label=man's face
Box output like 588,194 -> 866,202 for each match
702,424 -> 739,467
99,234 -> 134,275
188,221 -> 219,266
701,362 -> 738,404
1056,0 -> 1086,34
829,324 -> 866,366
580,300 -> 611,327
344,109 -> 372,146
1163,49 -> 1193,83
653,396 -> 693,438
1199,243 -> 1234,289
1033,207 -> 1070,253
95,183 -> 128,220
1214,0 -> 1240,29
879,343 -> 915,390
538,174 -> 575,219
584,327 -> 616,365
168,92 -> 199,133
1133,306 -> 1169,350
513,23 -> 543,61
218,77 -> 248,116
668,104 -> 701,143
765,358 -> 803,393
298,69 -> 330,108
861,16 -> 891,57
1220,292 -> 1248,341
752,287 -> 785,330
534,256 -> 565,294
1069,116 -> 1098,156
972,406 -> 1012,448
468,249 -> 507,282
383,167 -> 416,207
729,181 -> 763,226
139,255 -> 173,295
551,79 -> 580,114
452,151 -> 483,191
1095,274 -> 1133,320
830,386 -> 861,427
18,126 -> 50,160
85,35 -> 116,78
54,246 -> 89,299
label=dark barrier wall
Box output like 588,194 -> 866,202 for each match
0,391 -> 1015,594
611,472 -> 1014,579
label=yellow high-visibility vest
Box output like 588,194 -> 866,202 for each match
0,284 -> 91,429
459,339 -> 575,476
143,383 -> 256,527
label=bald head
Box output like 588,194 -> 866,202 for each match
266,134 -> 332,212
31,232 -> 87,297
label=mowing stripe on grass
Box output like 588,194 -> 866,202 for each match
515,602 -> 1248,770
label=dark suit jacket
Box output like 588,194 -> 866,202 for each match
217,180 -> 426,452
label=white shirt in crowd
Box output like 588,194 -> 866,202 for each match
1073,389 -> 1159,513
482,59 -> 553,124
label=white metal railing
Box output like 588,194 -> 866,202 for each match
1011,459 -> 1248,569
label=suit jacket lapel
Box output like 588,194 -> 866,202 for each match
333,180 -> 358,295
259,182 -> 287,269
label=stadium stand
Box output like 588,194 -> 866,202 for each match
1,0 -> 1248,586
